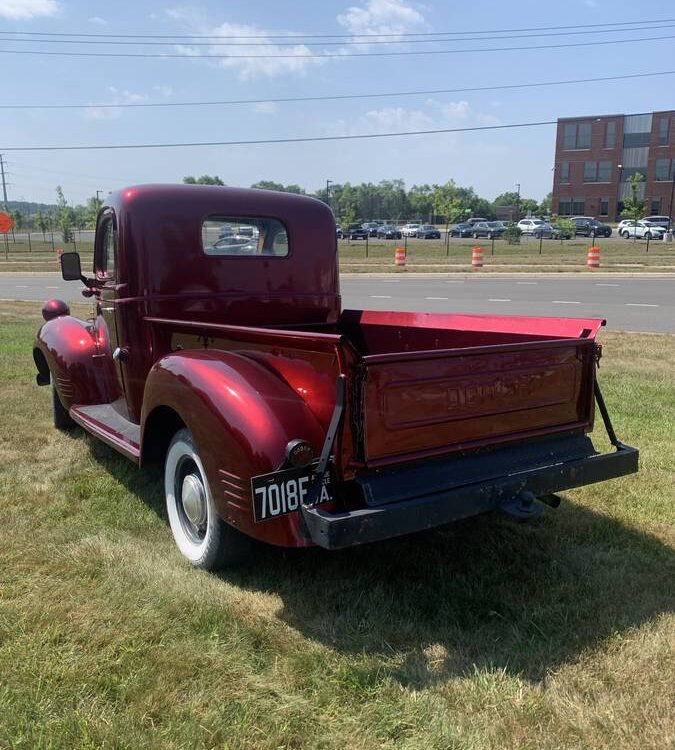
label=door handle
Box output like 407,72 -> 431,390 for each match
112,346 -> 129,362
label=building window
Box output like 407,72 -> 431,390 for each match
560,161 -> 570,183
598,161 -> 612,181
583,161 -> 612,182
658,118 -> 669,146
583,161 -> 596,182
650,198 -> 662,215
599,198 -> 609,216
572,198 -> 586,215
605,121 -> 616,148
558,199 -> 572,215
563,122 -> 591,150
655,159 -> 672,181
623,132 -> 650,148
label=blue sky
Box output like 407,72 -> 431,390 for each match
1,0 -> 673,205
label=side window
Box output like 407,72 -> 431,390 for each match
96,216 -> 116,279
202,216 -> 289,257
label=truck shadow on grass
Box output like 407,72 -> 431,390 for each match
90,438 -> 674,688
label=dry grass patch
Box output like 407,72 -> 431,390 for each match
0,301 -> 673,749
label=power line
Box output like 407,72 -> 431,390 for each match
2,23 -> 675,47
0,17 -> 672,40
0,119 -> 567,152
0,70 -> 672,111
1,33 -> 673,58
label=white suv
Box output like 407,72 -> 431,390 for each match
618,220 -> 666,239
517,218 -> 545,235
401,223 -> 421,237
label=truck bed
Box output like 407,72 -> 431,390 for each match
148,308 -> 604,471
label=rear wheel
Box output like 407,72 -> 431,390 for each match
621,230 -> 629,239
165,428 -> 251,570
645,232 -> 652,240
51,378 -> 75,431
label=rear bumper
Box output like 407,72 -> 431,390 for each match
301,436 -> 638,550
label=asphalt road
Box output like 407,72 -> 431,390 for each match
1,273 -> 673,333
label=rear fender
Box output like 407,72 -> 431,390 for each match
35,315 -> 119,407
141,350 -> 326,547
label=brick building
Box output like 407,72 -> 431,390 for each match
551,111 -> 675,222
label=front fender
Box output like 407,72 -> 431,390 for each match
141,350 -> 326,547
35,315 -> 118,407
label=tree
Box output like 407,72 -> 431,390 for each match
620,172 -> 646,223
250,181 -> 305,194
539,192 -> 552,216
183,175 -> 225,185
10,208 -> 24,242
35,211 -> 49,241
84,195 -> 103,228
432,181 -> 463,225
55,185 -> 75,244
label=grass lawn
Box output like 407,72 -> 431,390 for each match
0,301 -> 673,749
338,237 -> 675,273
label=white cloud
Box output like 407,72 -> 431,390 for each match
337,0 -> 425,38
84,87 -> 149,120
167,9 -> 324,79
253,101 -> 278,115
328,106 -> 434,137
152,85 -> 174,97
88,16 -> 107,25
0,0 -> 59,19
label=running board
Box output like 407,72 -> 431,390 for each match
69,403 -> 141,462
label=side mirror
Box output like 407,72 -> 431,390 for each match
60,252 -> 82,281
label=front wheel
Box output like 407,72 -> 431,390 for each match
51,378 -> 75,431
621,231 -> 629,239
165,428 -> 251,570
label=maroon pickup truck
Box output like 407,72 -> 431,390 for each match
34,184 -> 637,569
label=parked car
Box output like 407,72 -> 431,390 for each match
517,218 -> 546,235
209,235 -> 258,255
471,221 -> 507,239
572,218 -> 612,238
401,223 -> 421,237
416,224 -> 441,239
376,224 -> 402,239
619,221 -> 666,240
449,222 -> 474,237
362,222 -> 380,237
642,215 -> 672,229
38,183 -> 637,569
345,223 -> 369,240
466,217 -> 489,226
532,222 -> 562,239
336,226 -> 343,239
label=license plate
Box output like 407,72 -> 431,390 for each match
251,464 -> 334,523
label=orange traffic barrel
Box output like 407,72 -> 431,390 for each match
394,247 -> 406,266
587,246 -> 600,269
471,246 -> 484,269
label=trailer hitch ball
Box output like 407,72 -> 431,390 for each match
500,490 -> 544,519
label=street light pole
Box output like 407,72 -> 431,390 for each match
326,179 -> 332,209
515,182 -> 521,220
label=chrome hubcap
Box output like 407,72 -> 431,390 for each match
181,473 -> 206,528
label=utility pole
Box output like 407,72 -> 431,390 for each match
0,154 -> 8,209
325,179 -> 332,209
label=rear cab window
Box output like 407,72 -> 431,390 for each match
202,216 -> 289,257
